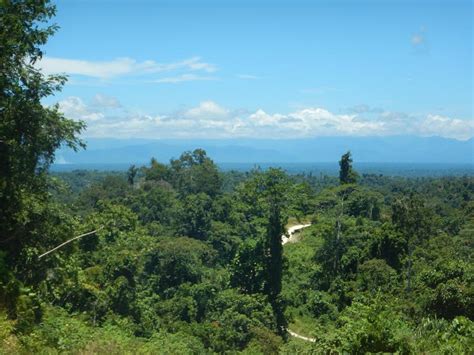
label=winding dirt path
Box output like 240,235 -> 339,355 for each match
282,223 -> 316,343
288,329 -> 316,343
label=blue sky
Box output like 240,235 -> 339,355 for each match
41,0 -> 473,140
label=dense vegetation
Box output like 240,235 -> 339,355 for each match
1,1 -> 473,353
2,147 -> 473,353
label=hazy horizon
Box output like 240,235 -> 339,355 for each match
54,135 -> 473,167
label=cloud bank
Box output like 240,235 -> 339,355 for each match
58,96 -> 473,141
38,56 -> 217,80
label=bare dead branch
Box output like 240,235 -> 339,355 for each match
38,226 -> 104,259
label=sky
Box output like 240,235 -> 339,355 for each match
40,0 -> 473,140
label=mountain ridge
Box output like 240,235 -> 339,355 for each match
57,136 -> 474,165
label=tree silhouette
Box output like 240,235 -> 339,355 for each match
339,151 -> 358,184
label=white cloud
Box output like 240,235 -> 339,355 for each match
183,101 -> 229,120
38,56 -> 217,79
418,114 -> 474,140
153,74 -> 218,84
57,96 -> 474,140
58,96 -> 104,122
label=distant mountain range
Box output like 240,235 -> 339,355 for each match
56,136 -> 474,165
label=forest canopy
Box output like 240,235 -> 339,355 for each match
1,143 -> 473,353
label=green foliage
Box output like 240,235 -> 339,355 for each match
208,221 -> 242,263
127,164 -> 138,185
417,259 -> 473,319
283,175 -> 472,353
357,258 -> 398,293
412,316 -> 474,354
306,290 -> 336,318
144,157 -> 170,182
339,151 -> 358,184
0,0 -> 85,253
2,163 -> 473,353
0,1 -> 87,334
201,289 -> 276,352
10,306 -> 209,354
331,296 -> 412,353
177,193 -> 213,240
392,193 -> 435,242
138,331 -> 207,354
392,193 -> 436,292
287,182 -> 316,219
128,181 -> 177,226
230,168 -> 289,335
76,175 -> 130,212
143,237 -> 216,294
170,149 -> 221,197
370,223 -> 406,269
230,238 -> 266,294
14,293 -> 41,334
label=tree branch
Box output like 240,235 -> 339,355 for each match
38,226 -> 104,259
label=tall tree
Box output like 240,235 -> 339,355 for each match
127,164 -> 138,185
339,151 -> 358,184
0,0 -> 84,255
258,169 -> 289,335
229,169 -> 289,335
